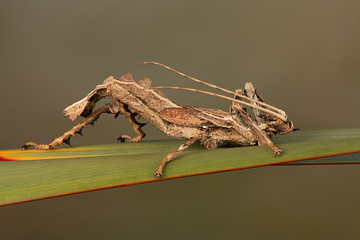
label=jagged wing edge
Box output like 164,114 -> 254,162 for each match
63,77 -> 113,121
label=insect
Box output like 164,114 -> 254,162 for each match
22,62 -> 297,178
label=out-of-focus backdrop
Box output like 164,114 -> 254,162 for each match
1,1 -> 359,239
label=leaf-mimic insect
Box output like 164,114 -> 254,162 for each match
22,62 -> 297,178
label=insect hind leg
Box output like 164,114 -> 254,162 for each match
22,102 -> 121,150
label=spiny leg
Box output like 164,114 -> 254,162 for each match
154,137 -> 200,178
235,105 -> 282,156
231,91 -> 283,156
113,99 -> 147,143
231,87 -> 282,156
22,103 -> 120,150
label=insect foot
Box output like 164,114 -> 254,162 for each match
116,135 -> 144,143
154,171 -> 163,178
130,136 -> 144,142
274,149 -> 283,156
22,142 -> 53,150
117,135 -> 132,142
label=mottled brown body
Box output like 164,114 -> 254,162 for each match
23,63 -> 296,177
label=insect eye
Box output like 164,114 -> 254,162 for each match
276,119 -> 283,125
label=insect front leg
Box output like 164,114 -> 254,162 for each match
154,137 -> 200,178
236,106 -> 282,156
22,102 -> 121,150
231,89 -> 283,156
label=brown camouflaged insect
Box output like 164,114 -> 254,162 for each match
22,62 -> 297,178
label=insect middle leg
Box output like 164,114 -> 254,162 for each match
154,137 -> 200,178
113,99 -> 146,143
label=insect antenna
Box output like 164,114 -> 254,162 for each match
152,86 -> 287,121
138,61 -> 287,120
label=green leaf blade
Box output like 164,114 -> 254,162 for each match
0,128 -> 359,206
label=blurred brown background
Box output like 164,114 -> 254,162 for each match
0,0 -> 360,239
